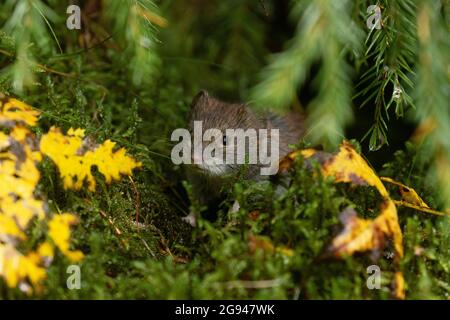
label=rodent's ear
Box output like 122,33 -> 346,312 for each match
190,90 -> 210,108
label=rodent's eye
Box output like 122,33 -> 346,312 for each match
222,135 -> 227,146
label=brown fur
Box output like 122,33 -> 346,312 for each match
186,90 -> 305,209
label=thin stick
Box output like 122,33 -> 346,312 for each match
99,210 -> 123,236
0,48 -> 75,78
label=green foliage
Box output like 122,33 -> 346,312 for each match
104,0 -> 162,85
414,0 -> 450,209
248,0 -> 449,208
1,0 -> 60,93
251,0 -> 364,148
356,0 -> 417,151
381,144 -> 449,299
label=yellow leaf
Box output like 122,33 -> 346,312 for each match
1,128 -> 45,232
380,177 -> 429,207
327,201 -> 403,258
10,126 -> 30,142
0,244 -> 47,291
0,96 -> 83,294
0,131 -> 9,148
285,141 -> 406,297
37,242 -> 54,261
399,185 -> 428,207
279,148 -> 317,173
68,127 -> 85,138
322,141 -> 389,197
380,177 -> 448,216
40,127 -> 141,191
392,200 -> 448,217
0,96 -> 40,127
314,142 -> 403,258
87,140 -> 141,184
48,213 -> 84,262
378,200 -> 404,258
394,271 -> 406,299
0,215 -> 26,241
327,208 -> 383,257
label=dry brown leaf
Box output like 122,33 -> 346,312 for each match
307,142 -> 403,259
328,202 -> 402,258
279,141 -> 404,259
248,210 -> 260,221
275,141 -> 442,297
248,234 -> 293,257
328,201 -> 403,259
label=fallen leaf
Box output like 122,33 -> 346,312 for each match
328,201 -> 403,259
0,244 -> 47,293
248,234 -> 293,257
322,141 -> 389,197
40,127 -> 141,191
381,177 -> 448,216
380,177 -> 429,207
326,207 -> 385,258
0,96 -> 40,127
48,213 -> 84,262
282,141 -> 407,298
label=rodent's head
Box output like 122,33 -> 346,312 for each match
187,90 -> 262,177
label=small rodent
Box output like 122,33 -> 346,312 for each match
184,90 -> 304,225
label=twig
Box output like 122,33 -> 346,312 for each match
220,278 -> 284,289
0,48 -> 13,57
0,48 -> 75,77
99,209 -> 123,236
140,238 -> 156,257
36,64 -> 75,77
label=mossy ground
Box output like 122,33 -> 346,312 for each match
1,118 -> 448,299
